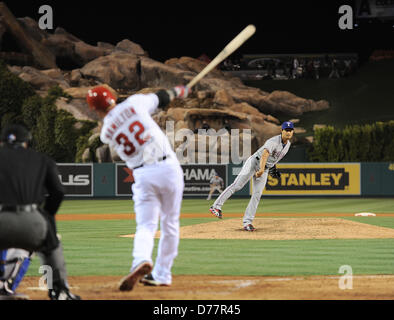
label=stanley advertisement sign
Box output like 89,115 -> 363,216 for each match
256,163 -> 361,195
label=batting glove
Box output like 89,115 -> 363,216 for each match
167,85 -> 190,100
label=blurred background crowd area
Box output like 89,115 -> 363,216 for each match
220,53 -> 359,80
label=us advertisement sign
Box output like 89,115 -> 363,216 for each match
182,164 -> 227,196
57,164 -> 93,196
116,163 -> 135,196
252,163 -> 361,195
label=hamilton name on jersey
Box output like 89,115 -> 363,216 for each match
102,106 -> 137,141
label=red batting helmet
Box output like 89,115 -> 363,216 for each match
86,86 -> 116,112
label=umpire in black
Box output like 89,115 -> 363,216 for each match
0,124 -> 80,300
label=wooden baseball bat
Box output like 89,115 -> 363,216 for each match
186,24 -> 256,89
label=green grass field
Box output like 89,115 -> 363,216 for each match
26,198 -> 394,278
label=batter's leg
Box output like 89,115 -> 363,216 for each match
243,170 -> 268,226
152,165 -> 184,285
131,183 -> 160,270
213,156 -> 257,210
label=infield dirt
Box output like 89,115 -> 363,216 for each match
20,274 -> 394,300
120,217 -> 394,240
22,214 -> 394,300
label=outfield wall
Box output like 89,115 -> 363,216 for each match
56,162 -> 394,198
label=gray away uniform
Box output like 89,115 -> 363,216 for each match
210,176 -> 224,188
207,176 -> 224,200
213,134 -> 291,226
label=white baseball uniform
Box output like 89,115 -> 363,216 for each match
213,134 -> 291,226
100,93 -> 184,285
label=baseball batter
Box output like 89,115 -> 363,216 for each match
87,85 -> 188,290
206,173 -> 224,200
210,121 -> 295,231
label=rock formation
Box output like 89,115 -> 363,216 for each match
0,3 -> 328,163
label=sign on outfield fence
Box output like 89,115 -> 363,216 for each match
182,164 -> 227,196
116,163 -> 135,196
115,163 -> 227,197
252,163 -> 361,196
57,163 -> 93,196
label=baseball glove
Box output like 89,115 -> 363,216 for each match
269,165 -> 281,179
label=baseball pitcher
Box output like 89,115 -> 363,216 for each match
210,121 -> 295,231
87,85 -> 189,290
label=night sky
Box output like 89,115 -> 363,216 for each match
4,0 -> 394,64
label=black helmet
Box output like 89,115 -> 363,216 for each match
1,124 -> 32,146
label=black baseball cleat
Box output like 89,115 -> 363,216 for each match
140,274 -> 170,287
243,224 -> 256,232
0,288 -> 29,300
48,288 -> 81,300
209,206 -> 222,219
119,261 -> 153,291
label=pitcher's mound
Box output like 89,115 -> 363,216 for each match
120,218 -> 394,240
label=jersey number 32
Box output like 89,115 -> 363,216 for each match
115,121 -> 145,156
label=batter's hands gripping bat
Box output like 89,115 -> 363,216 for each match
186,24 -> 256,89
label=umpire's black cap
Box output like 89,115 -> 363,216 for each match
1,124 -> 32,145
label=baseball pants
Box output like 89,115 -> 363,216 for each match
0,209 -> 69,289
131,160 -> 184,285
0,210 -> 47,251
0,249 -> 31,293
207,185 -> 223,200
212,156 -> 269,226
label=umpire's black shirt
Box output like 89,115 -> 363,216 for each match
0,145 -> 64,215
